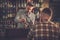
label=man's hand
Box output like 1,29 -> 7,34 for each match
19,18 -> 26,23
19,19 -> 29,29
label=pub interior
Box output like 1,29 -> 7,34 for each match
0,0 -> 60,40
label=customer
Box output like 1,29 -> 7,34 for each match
14,2 -> 34,28
27,8 -> 60,40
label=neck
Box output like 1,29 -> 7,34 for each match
41,19 -> 49,23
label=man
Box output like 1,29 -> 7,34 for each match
27,8 -> 60,40
14,2 -> 35,28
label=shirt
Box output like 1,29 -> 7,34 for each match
28,12 -> 35,25
14,9 -> 35,28
27,21 -> 60,40
14,9 -> 30,28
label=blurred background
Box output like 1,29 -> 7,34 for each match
0,0 -> 60,40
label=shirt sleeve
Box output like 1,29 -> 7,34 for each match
14,9 -> 26,23
27,26 -> 34,40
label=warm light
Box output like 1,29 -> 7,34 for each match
41,3 -> 49,8
40,2 -> 49,11
27,0 -> 33,3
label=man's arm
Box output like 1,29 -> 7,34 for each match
14,9 -> 26,23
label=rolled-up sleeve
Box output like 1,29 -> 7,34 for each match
14,9 -> 26,23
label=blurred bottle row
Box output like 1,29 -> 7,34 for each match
0,0 -> 43,29
0,19 -> 17,29
0,0 -> 42,8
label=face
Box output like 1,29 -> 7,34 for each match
29,7 -> 34,12
26,5 -> 34,12
40,13 -> 50,22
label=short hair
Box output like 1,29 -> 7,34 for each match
42,8 -> 52,16
26,2 -> 34,7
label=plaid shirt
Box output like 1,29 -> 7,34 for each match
27,21 -> 60,40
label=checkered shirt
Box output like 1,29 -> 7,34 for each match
27,21 -> 60,40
